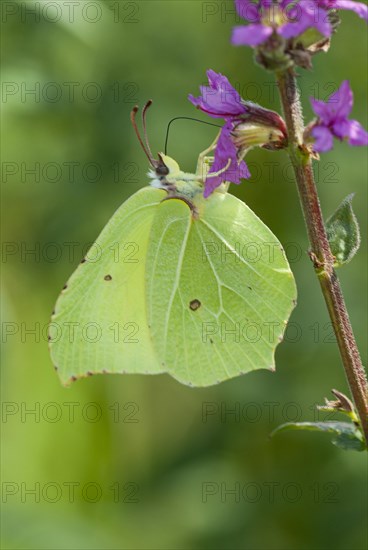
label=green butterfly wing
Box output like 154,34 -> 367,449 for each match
50,186 -> 297,387
49,187 -> 166,384
146,192 -> 297,386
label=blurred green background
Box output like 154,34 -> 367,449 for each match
1,1 -> 367,548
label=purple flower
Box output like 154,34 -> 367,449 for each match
232,0 -> 368,47
310,80 -> 368,152
189,70 -> 287,195
203,121 -> 251,197
189,70 -> 251,195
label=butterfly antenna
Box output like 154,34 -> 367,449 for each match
142,100 -> 155,161
164,117 -> 222,155
130,105 -> 155,167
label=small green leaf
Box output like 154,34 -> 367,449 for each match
272,421 -> 366,451
326,194 -> 361,267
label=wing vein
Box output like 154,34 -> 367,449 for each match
199,218 -> 292,300
162,217 -> 192,357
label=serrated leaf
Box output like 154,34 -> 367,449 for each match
272,421 -> 366,451
326,194 -> 361,267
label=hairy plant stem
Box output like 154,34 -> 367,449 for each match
275,68 -> 368,445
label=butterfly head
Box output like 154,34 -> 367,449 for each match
148,153 -> 185,189
156,154 -> 180,177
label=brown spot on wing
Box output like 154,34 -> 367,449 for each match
189,299 -> 201,311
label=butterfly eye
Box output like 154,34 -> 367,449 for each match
156,164 -> 169,177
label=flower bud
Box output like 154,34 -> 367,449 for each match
232,121 -> 287,151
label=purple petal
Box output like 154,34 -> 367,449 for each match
188,71 -> 246,118
280,2 -> 332,38
310,10 -> 333,36
311,125 -> 334,152
206,70 -> 244,107
334,0 -> 368,21
188,92 -> 224,118
204,179 -> 220,198
346,120 -> 368,146
204,122 -> 250,197
279,20 -> 311,39
200,90 -> 242,117
333,119 -> 368,145
234,0 -> 261,22
210,123 -> 237,171
310,81 -> 354,126
310,97 -> 332,123
328,80 -> 353,119
238,159 -> 251,179
331,118 -> 350,139
188,93 -> 205,110
206,70 -> 232,92
206,69 -> 221,88
232,24 -> 273,46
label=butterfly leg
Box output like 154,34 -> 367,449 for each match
196,131 -> 221,180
